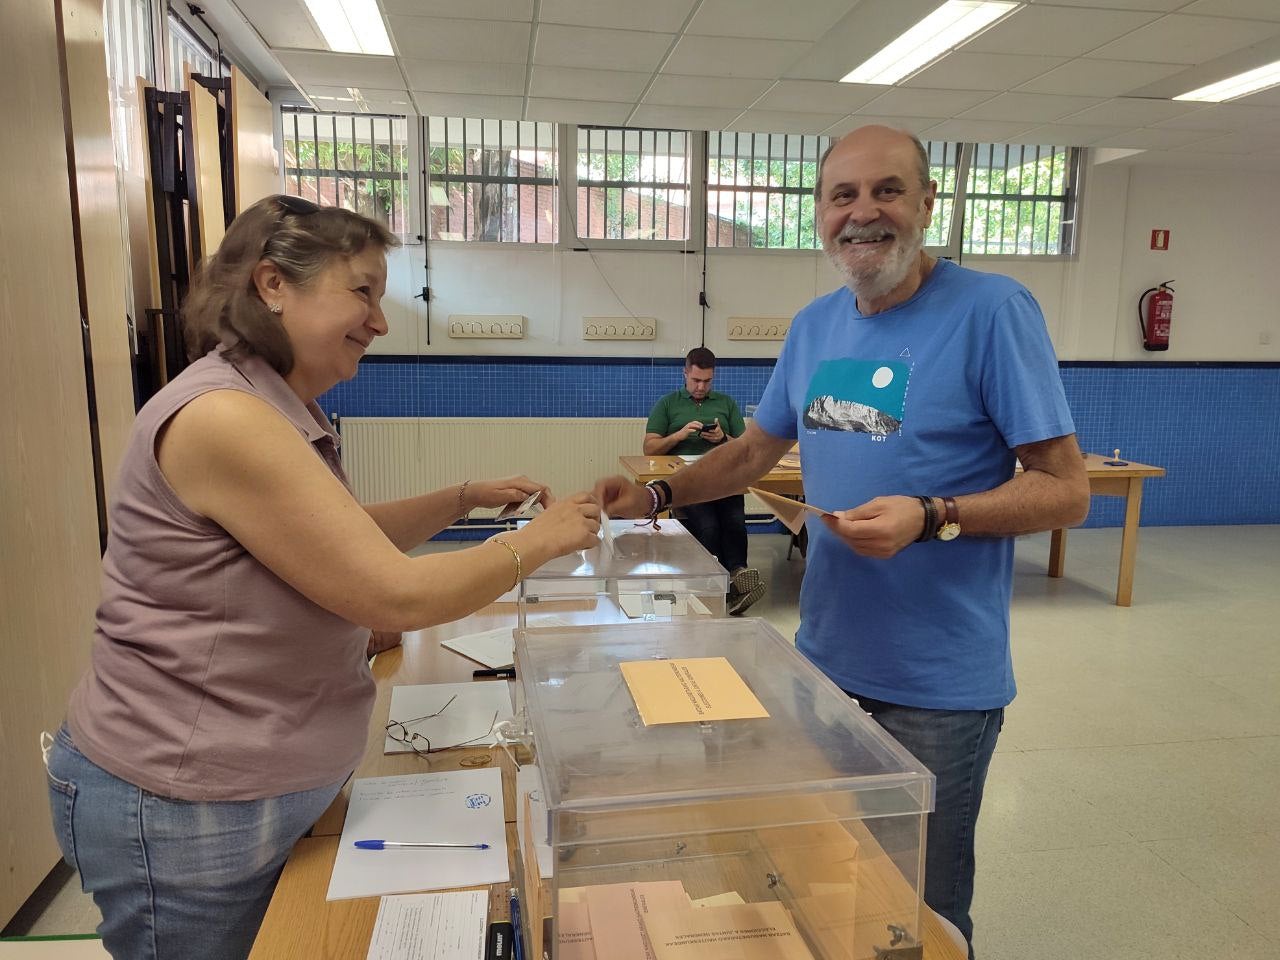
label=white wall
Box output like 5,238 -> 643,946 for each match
370,153 -> 1280,362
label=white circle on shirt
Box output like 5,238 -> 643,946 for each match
871,366 -> 894,389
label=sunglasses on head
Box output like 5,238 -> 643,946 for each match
276,194 -> 320,215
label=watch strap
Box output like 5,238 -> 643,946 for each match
942,496 -> 959,526
914,495 -> 938,543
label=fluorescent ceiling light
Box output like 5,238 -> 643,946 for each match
1173,60 -> 1280,103
303,0 -> 393,56
841,1 -> 1022,85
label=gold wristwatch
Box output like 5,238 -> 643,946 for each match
935,496 -> 961,541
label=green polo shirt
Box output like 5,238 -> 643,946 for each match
646,388 -> 746,456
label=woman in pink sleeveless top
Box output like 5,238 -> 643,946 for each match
46,195 -> 601,960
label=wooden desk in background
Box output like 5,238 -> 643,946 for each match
1054,453 -> 1167,607
253,606 -> 966,960
620,452 -> 803,496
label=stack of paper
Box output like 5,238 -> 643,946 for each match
327,770 -> 509,901
365,890 -> 487,960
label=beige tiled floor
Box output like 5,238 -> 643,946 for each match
21,525 -> 1280,960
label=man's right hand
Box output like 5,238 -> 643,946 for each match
680,420 -> 704,439
592,475 -> 651,519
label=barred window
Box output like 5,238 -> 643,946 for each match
427,118 -> 557,243
165,12 -> 218,89
922,141 -> 965,249
576,127 -> 691,242
962,144 -> 1078,255
706,133 -> 829,249
281,108 -> 411,234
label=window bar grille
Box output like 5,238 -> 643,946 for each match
1046,146 -> 1060,255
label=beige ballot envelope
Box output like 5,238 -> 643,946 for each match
620,657 -> 770,726
748,487 -> 833,535
644,900 -> 814,960
583,881 -> 692,960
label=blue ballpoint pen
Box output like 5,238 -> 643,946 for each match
509,889 -> 524,960
353,839 -> 490,850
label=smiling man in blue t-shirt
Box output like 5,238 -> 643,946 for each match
596,125 -> 1090,958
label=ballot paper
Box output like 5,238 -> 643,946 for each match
644,901 -> 814,960
495,490 -> 542,521
515,764 -> 552,879
583,881 -> 691,960
620,657 -> 770,726
617,594 -> 711,619
748,486 -> 833,536
384,682 -> 512,754
558,900 -> 598,960
365,890 -> 487,960
327,770 -> 508,901
600,509 -> 615,553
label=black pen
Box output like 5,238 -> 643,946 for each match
473,667 -> 516,679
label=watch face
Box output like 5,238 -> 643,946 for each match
936,523 -> 961,542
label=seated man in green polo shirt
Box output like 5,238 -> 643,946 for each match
645,347 -> 764,615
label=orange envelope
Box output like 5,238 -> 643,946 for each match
620,657 -> 770,726
748,487 -> 833,535
583,881 -> 691,960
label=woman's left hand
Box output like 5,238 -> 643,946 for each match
464,475 -> 553,512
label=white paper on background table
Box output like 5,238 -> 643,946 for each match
365,890 -> 487,960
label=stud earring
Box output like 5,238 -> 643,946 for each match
269,303 -> 282,314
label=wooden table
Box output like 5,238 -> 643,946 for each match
1051,453 -> 1166,607
253,607 -> 966,960
620,453 -> 804,496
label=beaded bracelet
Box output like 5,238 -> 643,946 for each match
490,537 -> 522,590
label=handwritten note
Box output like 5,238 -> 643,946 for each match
327,770 -> 508,901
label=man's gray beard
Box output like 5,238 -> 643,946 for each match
825,222 -> 923,303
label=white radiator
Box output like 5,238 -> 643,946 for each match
339,417 -> 647,505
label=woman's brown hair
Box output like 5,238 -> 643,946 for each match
182,195 -> 400,374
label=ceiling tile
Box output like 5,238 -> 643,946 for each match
781,0 -> 943,82
752,80 -> 884,113
1011,122 -> 1134,146
861,87 -> 995,116
533,24 -> 675,73
409,93 -> 524,119
964,6 -> 1160,59
381,0 -> 533,19
250,1 -> 326,50
645,74 -> 774,108
305,86 -> 417,114
276,51 -> 406,89
1016,58 -> 1187,97
663,35 -> 813,79
387,17 -> 530,63
1236,85 -> 1280,108
957,92 -> 1106,122
904,53 -> 1069,91
1152,103 -> 1280,132
628,104 -> 744,130
525,98 -> 633,125
824,114 -> 940,137
1024,0 -> 1188,10
727,110 -> 847,134
1179,131 -> 1280,153
538,0 -> 697,33
401,60 -> 525,96
1086,14 -> 1278,65
1180,0 -> 1280,19
1093,127 -> 1225,150
528,67 -> 652,102
1059,97 -> 1203,127
921,118 -> 1040,142
687,0 -> 856,42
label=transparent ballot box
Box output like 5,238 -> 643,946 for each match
516,518 -> 729,629
514,618 -> 935,960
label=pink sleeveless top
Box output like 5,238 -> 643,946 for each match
67,350 -> 374,801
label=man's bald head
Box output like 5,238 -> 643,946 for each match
813,126 -> 931,203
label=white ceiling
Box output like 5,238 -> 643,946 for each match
209,0 -> 1280,168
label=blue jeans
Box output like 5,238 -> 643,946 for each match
849,694 -> 1003,960
675,494 -> 748,573
45,726 -> 345,960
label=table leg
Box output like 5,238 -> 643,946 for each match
1115,478 -> 1146,607
1048,528 -> 1066,578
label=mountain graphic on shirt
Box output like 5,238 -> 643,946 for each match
803,358 -> 910,434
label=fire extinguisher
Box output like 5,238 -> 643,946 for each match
1138,281 -> 1173,351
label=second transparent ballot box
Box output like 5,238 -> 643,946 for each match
516,518 -> 729,628
514,618 -> 935,960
